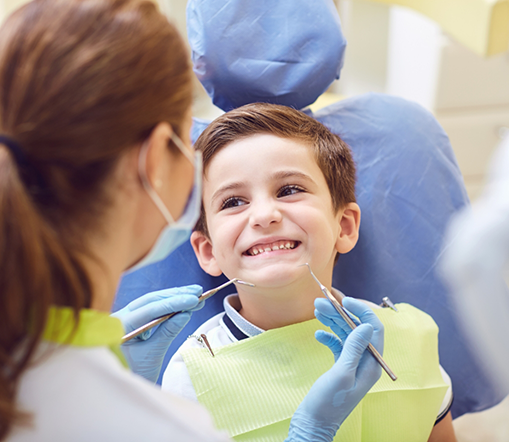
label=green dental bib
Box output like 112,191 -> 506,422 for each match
43,306 -> 127,366
182,303 -> 448,442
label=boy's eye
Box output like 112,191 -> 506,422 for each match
220,196 -> 247,210
278,185 -> 305,198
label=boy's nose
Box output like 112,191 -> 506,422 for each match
249,200 -> 282,229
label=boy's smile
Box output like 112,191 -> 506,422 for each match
243,239 -> 299,256
192,134 -> 356,294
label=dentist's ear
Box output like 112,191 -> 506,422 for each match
142,122 -> 174,189
190,231 -> 223,276
335,203 -> 361,254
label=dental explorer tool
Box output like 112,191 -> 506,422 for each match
121,278 -> 255,344
302,263 -> 397,381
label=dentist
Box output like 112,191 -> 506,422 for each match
0,1 -> 383,441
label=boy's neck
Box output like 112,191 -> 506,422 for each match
236,279 -> 328,330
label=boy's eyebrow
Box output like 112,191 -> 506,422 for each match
270,170 -> 315,183
211,182 -> 245,204
211,171 -> 316,205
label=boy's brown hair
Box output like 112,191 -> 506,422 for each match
194,102 -> 356,235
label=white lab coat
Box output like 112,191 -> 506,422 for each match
7,342 -> 230,442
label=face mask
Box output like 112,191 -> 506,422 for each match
124,133 -> 202,274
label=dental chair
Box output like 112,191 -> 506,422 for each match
114,0 -> 506,418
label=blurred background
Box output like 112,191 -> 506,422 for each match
1,0 -> 508,440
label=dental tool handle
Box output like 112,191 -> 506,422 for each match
324,288 -> 398,382
121,312 -> 178,344
121,279 -> 241,344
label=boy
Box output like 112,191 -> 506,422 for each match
162,103 -> 455,442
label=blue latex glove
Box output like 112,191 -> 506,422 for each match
111,285 -> 203,383
286,297 -> 384,442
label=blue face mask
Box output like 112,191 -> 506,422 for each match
124,133 -> 202,274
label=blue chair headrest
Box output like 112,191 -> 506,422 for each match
187,0 -> 346,111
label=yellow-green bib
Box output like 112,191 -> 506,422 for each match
44,306 -> 127,366
182,303 -> 448,442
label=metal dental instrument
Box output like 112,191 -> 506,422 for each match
189,334 -> 215,357
302,263 -> 397,381
121,278 -> 255,344
380,296 -> 398,312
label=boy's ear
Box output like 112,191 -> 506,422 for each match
190,231 -> 223,276
335,203 -> 361,254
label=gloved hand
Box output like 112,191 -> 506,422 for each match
286,297 -> 384,442
111,285 -> 203,383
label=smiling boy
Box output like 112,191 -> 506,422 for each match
162,103 -> 455,442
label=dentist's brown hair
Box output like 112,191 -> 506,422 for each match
193,103 -> 357,236
0,0 -> 192,437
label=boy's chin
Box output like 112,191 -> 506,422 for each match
238,264 -> 306,289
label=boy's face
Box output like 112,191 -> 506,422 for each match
191,134 -> 360,290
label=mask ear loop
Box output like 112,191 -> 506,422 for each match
170,132 -> 195,164
138,132 -> 197,225
138,140 -> 175,225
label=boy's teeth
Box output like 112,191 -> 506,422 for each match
247,240 -> 296,255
